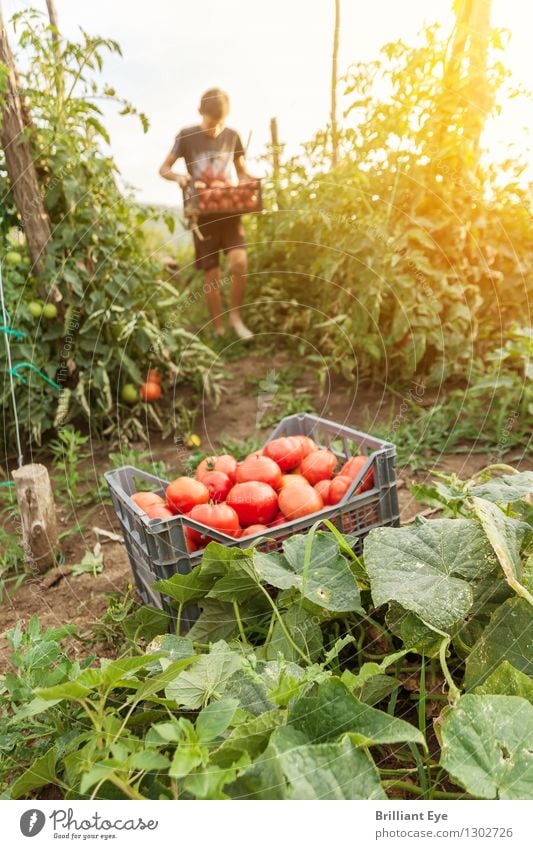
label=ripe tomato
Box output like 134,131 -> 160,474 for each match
262,436 -> 303,472
314,479 -> 331,504
226,481 -> 278,526
328,474 -> 353,504
131,491 -> 165,510
300,449 -> 337,486
292,435 -> 319,458
201,470 -> 233,503
279,473 -> 310,489
195,454 -> 238,483
240,523 -> 269,537
269,514 -> 288,528
144,503 -> 174,520
140,381 -> 161,402
146,369 -> 161,384
278,485 -> 324,520
187,503 -> 241,546
340,456 -> 374,491
236,454 -> 282,490
166,477 -> 209,514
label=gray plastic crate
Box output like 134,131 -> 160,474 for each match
105,413 -> 399,630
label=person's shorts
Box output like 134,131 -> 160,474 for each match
192,215 -> 246,271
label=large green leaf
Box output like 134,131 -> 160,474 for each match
264,606 -> 323,662
165,641 -> 242,709
440,695 -> 533,799
253,532 -> 362,612
469,472 -> 533,504
471,497 -> 533,604
271,727 -> 386,800
474,662 -> 533,704
365,519 -> 499,632
386,602 -> 442,655
464,598 -> 533,690
152,569 -> 214,605
288,679 -> 425,748
10,747 -> 57,799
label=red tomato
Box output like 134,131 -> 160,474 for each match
300,449 -> 337,486
184,526 -> 200,552
292,435 -> 319,458
139,381 -> 161,402
146,369 -> 161,384
262,436 -> 303,472
314,479 -> 331,504
236,454 -> 282,490
226,481 -> 278,526
187,502 -> 241,545
279,473 -> 310,489
278,485 -> 324,520
195,454 -> 238,483
328,474 -> 353,504
269,511 -> 287,527
200,470 -> 233,503
166,477 -> 209,514
131,491 -> 165,510
144,503 -> 175,520
340,456 -> 374,491
240,523 -> 269,537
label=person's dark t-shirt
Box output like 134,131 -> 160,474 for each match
171,125 -> 244,184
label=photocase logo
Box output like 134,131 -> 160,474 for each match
20,809 -> 46,837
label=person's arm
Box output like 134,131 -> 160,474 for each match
159,151 -> 190,187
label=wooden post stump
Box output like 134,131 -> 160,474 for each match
12,464 -> 59,572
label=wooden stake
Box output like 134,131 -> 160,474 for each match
330,0 -> 341,168
0,12 -> 52,277
12,464 -> 59,572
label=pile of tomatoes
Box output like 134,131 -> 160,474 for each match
131,435 -> 374,553
194,179 -> 260,216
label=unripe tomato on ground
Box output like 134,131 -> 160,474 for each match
240,523 -> 269,537
227,481 -> 278,526
278,485 -> 324,520
187,502 -> 241,546
262,436 -> 303,472
140,381 -> 161,402
236,454 -> 282,490
201,470 -> 233,503
340,456 -> 374,491
131,491 -> 165,510
300,449 -> 337,486
195,454 -> 238,483
166,477 -> 209,514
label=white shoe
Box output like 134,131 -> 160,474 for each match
230,319 -> 253,340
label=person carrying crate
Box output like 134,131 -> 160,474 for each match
159,88 -> 254,339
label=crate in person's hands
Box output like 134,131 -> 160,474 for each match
183,179 -> 262,219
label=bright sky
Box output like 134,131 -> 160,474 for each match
2,0 -> 532,204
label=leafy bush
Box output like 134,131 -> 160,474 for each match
1,466 -> 531,800
0,11 -> 220,449
247,25 -> 533,385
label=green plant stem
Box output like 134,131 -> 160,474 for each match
176,602 -> 184,636
439,636 -> 461,705
256,583 -> 311,665
233,601 -> 248,645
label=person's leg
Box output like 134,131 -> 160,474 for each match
203,266 -> 225,336
227,247 -> 252,339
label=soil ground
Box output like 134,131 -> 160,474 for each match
1,350 -> 531,665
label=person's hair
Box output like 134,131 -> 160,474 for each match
199,88 -> 230,121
